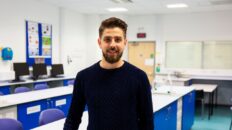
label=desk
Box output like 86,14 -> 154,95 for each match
0,86 -> 73,108
0,76 -> 75,95
32,86 -> 195,130
191,84 -> 217,120
0,76 -> 75,87
0,86 -> 73,130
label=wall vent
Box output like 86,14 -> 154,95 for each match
210,0 -> 232,5
110,0 -> 133,4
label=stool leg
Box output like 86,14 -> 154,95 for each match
201,101 -> 203,119
203,99 -> 204,119
230,119 -> 232,130
201,99 -> 204,119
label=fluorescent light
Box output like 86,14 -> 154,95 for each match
107,7 -> 128,12
166,3 -> 188,8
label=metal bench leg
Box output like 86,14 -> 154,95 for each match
230,118 -> 232,130
201,99 -> 204,119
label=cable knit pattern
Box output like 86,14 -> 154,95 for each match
63,61 -> 154,130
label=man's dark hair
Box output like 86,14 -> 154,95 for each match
99,17 -> 128,38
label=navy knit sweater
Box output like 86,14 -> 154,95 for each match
63,61 -> 154,130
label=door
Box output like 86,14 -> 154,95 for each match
128,41 -> 155,84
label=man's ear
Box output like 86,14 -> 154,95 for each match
98,38 -> 102,48
124,39 -> 128,46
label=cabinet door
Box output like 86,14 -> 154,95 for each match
0,86 -> 11,95
154,101 -> 177,130
167,101 -> 177,130
182,91 -> 195,130
0,106 -> 17,119
17,99 -> 47,130
63,80 -> 69,86
50,94 -> 72,116
154,107 -> 168,130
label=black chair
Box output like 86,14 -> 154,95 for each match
196,90 -> 204,119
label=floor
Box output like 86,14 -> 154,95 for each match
192,105 -> 231,130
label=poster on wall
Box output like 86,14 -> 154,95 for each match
28,22 -> 39,57
26,21 -> 52,65
41,24 -> 52,57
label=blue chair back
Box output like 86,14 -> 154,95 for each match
39,108 -> 65,126
0,91 -> 3,95
14,87 -> 31,93
34,84 -> 48,90
0,118 -> 23,130
67,80 -> 75,85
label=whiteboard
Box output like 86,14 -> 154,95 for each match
165,41 -> 202,69
203,41 -> 232,69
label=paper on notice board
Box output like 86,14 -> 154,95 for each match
42,23 -> 52,57
145,58 -> 154,66
28,21 -> 39,57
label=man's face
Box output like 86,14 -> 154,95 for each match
98,27 -> 127,64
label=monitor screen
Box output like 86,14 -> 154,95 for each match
51,64 -> 64,77
13,62 -> 30,81
32,64 -> 47,79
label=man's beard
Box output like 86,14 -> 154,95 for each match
102,47 -> 123,64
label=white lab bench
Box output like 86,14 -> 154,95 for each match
155,73 -> 191,86
32,86 -> 195,130
0,86 -> 73,130
0,76 -> 75,96
0,76 -> 75,87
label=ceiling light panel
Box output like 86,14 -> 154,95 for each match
107,7 -> 128,12
166,3 -> 188,8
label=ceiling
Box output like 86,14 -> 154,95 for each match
37,0 -> 232,14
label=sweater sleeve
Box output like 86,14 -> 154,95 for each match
63,72 -> 86,130
137,72 -> 154,130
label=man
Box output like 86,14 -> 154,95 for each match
63,17 -> 154,130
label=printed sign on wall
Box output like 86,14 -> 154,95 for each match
41,24 -> 52,56
26,21 -> 52,65
28,21 -> 39,57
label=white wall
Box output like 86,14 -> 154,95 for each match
127,15 -> 158,42
75,11 -> 232,73
85,15 -> 101,67
60,8 -> 87,76
1,0 -> 232,76
125,11 -> 232,74
161,11 -> 232,41
0,0 -> 60,71
158,11 -> 232,73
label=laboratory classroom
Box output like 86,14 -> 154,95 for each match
0,0 -> 232,130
